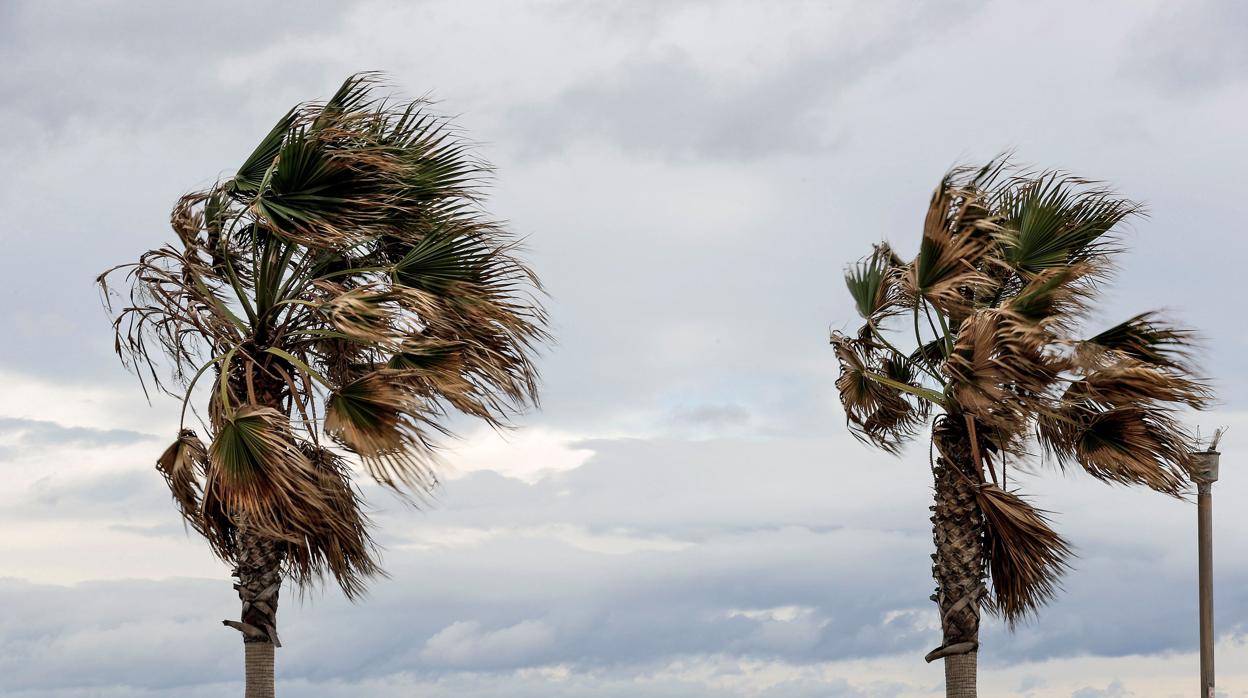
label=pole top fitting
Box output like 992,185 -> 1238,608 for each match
1189,450 -> 1220,484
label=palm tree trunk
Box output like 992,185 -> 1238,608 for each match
944,651 -> 977,695
226,528 -> 284,698
927,417 -> 986,698
244,642 -> 275,698
223,371 -> 289,697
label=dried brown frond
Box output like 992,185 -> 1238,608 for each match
899,175 -> 1001,316
1074,312 -> 1197,373
156,429 -> 208,528
320,283 -> 408,349
945,312 -> 1029,441
1037,403 -> 1193,495
831,333 -> 930,453
1068,362 -> 1211,410
977,484 -> 1072,624
282,444 -> 383,599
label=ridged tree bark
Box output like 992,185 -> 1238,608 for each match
225,365 -> 286,698
927,417 -> 985,698
229,528 -> 283,698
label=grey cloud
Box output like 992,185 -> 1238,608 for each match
0,417 -> 153,450
670,402 -> 752,429
7,432 -> 1248,695
0,577 -> 234,693
505,1 -> 986,163
1071,680 -> 1131,698
0,0 -> 349,135
1,665 -> 873,698
1123,0 -> 1248,95
420,619 -> 558,667
9,469 -> 169,523
0,0 -> 353,387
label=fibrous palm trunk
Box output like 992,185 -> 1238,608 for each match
222,366 -> 289,697
926,417 -> 985,698
227,528 -> 284,698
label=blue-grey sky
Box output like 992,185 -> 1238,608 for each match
1,1 -> 1246,696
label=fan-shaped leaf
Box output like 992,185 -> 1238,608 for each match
977,484 -> 1072,624
324,371 -> 440,492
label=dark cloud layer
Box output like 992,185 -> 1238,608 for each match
4,433 -> 1248,695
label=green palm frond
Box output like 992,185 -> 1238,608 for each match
393,227 -> 493,295
1076,312 -> 1195,371
845,243 -> 903,320
995,173 -> 1138,274
324,370 -> 440,491
208,406 -> 309,491
1001,264 -> 1093,328
233,109 -> 299,194
206,406 -> 351,543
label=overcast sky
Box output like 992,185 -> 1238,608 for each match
2,1 -> 1247,696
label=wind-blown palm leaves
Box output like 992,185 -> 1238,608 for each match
831,159 -> 1211,633
100,73 -> 548,600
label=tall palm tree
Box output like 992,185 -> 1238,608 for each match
829,159 -> 1210,697
99,74 -> 548,697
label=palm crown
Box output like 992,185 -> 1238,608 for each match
99,74 -> 548,598
831,159 -> 1211,622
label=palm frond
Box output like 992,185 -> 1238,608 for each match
977,484 -> 1072,624
831,333 -> 931,453
845,243 -> 904,320
320,284 -> 408,349
1038,404 -> 1193,495
1076,312 -> 1196,371
232,109 -> 299,195
1000,264 -> 1096,331
207,406 -> 333,539
324,370 -> 440,492
283,444 -> 383,599
899,172 -> 1001,315
1067,363 -> 1211,410
156,429 -> 208,526
994,172 -> 1138,274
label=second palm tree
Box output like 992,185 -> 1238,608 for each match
830,160 -> 1210,697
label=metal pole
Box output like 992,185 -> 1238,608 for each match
1191,450 -> 1219,698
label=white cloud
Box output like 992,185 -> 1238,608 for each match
422,619 -> 558,666
439,426 -> 596,483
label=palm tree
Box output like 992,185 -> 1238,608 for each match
99,74 -> 548,697
829,159 -> 1211,697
